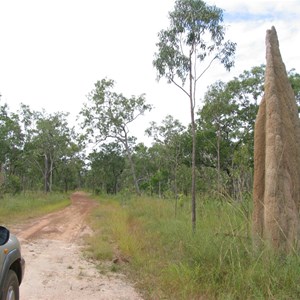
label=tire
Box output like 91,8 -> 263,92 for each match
3,270 -> 19,300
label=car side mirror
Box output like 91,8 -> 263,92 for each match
0,226 -> 10,246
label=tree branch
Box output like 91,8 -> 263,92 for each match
170,78 -> 190,98
196,55 -> 218,83
126,111 -> 144,125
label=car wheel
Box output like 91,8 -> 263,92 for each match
3,270 -> 19,300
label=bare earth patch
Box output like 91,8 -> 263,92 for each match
12,192 -> 142,300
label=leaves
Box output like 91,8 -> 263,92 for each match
80,78 -> 152,195
81,78 -> 152,144
153,0 -> 236,87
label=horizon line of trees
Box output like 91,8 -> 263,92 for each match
1,65 -> 299,200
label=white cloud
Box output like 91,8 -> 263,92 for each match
208,0 -> 300,16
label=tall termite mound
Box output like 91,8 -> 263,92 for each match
252,26 -> 300,252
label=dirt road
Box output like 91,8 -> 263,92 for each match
12,192 -> 142,300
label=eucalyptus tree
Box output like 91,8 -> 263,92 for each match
20,108 -> 77,193
153,0 -> 236,231
80,78 -> 152,195
56,143 -> 84,192
146,115 -> 185,200
198,68 -> 262,199
199,81 -> 238,193
87,143 -> 125,194
0,101 -> 23,194
197,65 -> 300,199
226,65 -> 300,199
287,68 -> 300,108
131,143 -> 155,194
145,143 -> 168,197
227,65 -> 300,140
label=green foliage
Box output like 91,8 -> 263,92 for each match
80,78 -> 152,195
153,0 -> 236,85
288,68 -> 300,107
2,62 -> 300,201
3,175 -> 22,195
0,102 -> 83,195
196,65 -> 300,199
87,143 -> 125,194
153,0 -> 236,231
145,116 -> 186,197
25,110 -> 79,192
0,103 -> 23,165
80,78 -> 152,144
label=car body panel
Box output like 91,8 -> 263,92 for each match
0,230 -> 25,299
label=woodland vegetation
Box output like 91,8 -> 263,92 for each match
2,0 -> 299,213
1,65 -> 300,199
2,0 -> 299,207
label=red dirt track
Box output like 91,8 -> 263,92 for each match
12,192 -> 142,300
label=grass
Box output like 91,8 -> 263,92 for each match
86,194 -> 300,299
0,191 -> 71,225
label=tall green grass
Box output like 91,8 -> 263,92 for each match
0,192 -> 71,224
87,195 -> 300,299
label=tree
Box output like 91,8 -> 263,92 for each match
287,68 -> 300,108
87,143 -> 125,194
0,101 -> 23,195
199,81 -> 238,194
131,143 -> 156,194
55,143 -> 84,193
20,108 -> 77,193
146,115 -> 185,210
153,0 -> 236,231
80,78 -> 152,195
197,65 -> 300,200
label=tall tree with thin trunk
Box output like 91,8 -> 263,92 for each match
153,0 -> 236,232
80,78 -> 152,195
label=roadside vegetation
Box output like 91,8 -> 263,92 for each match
86,194 -> 300,300
0,192 -> 70,224
1,1 -> 300,298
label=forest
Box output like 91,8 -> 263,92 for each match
1,65 -> 300,199
1,0 -> 299,208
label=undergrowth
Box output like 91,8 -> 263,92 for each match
0,191 -> 71,225
87,194 -> 300,299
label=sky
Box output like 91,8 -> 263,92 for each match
1,0 -> 300,145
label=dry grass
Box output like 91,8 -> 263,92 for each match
86,194 -> 300,299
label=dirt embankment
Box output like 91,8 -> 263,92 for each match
12,192 -> 142,300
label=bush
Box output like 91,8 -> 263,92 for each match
5,175 -> 22,195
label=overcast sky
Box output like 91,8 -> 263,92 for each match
1,0 -> 300,144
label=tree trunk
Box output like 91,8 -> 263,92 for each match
49,156 -> 54,193
158,180 -> 161,198
0,163 -> 4,198
64,178 -> 68,193
44,154 -> 50,193
190,51 -> 196,233
124,140 -> 140,195
174,155 -> 178,217
217,128 -> 221,193
191,106 -> 196,233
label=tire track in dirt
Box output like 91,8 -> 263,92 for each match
12,192 -> 142,300
16,192 -> 96,242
